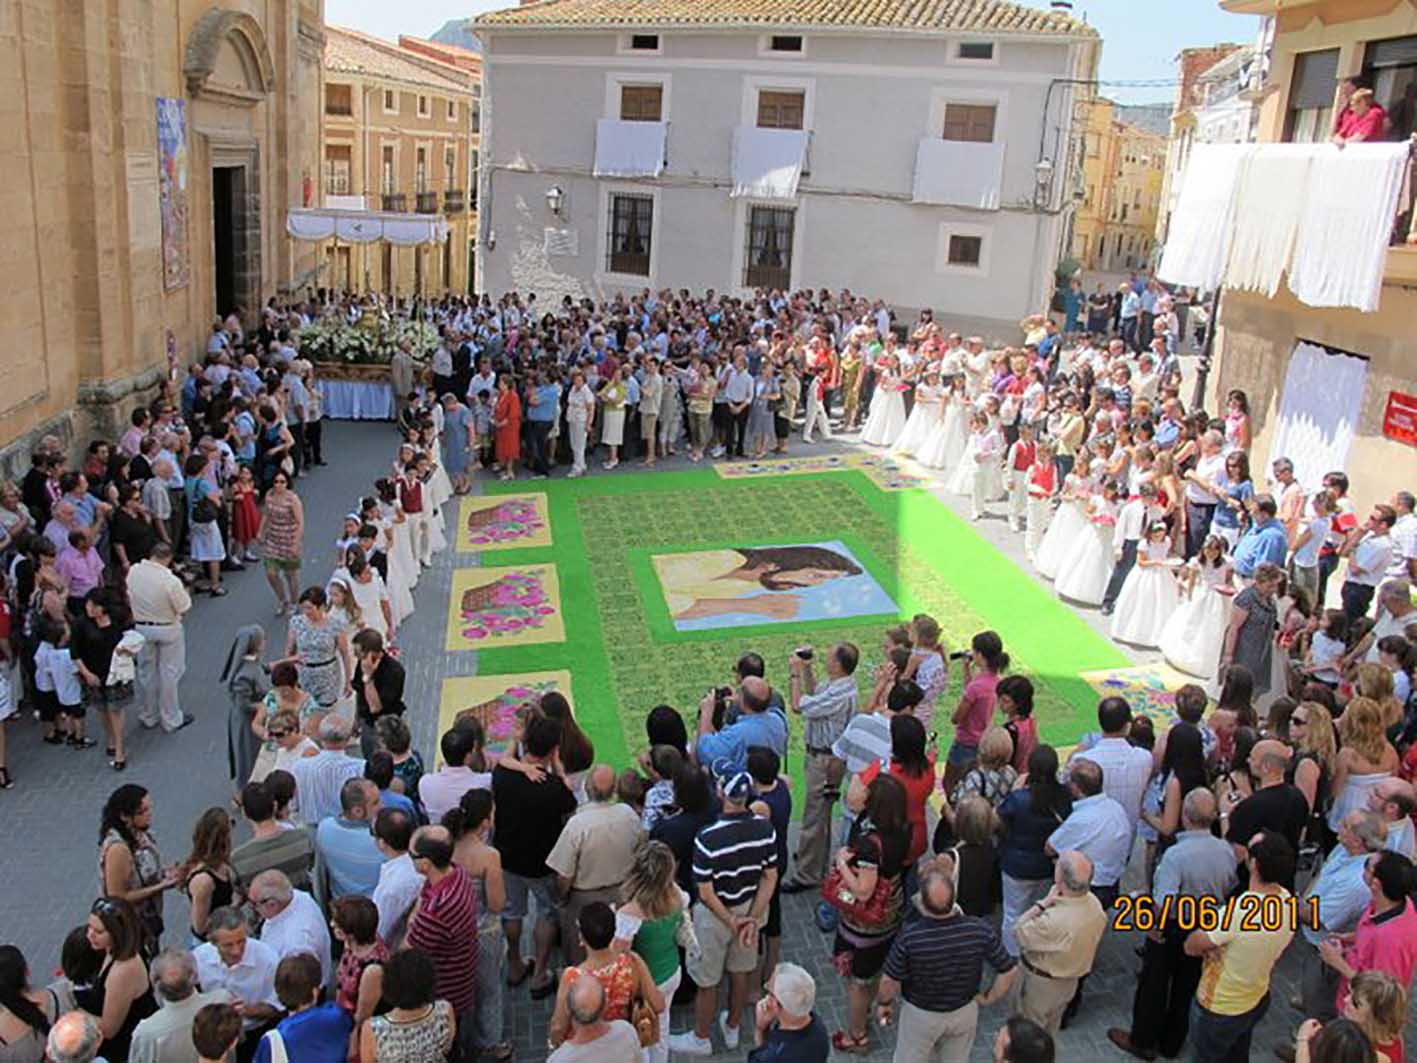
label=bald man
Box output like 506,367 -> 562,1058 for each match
546,762 -> 644,966
1013,851 -> 1108,1034
1222,739 -> 1309,890
696,672 -> 788,769
1368,777 -> 1417,859
548,974 -> 641,1062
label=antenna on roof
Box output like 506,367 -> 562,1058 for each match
1050,0 -> 1074,10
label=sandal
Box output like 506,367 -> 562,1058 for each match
832,1031 -> 872,1055
529,970 -> 558,1000
0,767 -> 13,789
482,1042 -> 514,1062
110,759 -> 126,772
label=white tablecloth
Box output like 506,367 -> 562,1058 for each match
317,378 -> 394,420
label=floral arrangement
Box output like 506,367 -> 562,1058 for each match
297,317 -> 438,366
459,571 -> 556,641
455,679 -> 559,755
466,499 -> 547,545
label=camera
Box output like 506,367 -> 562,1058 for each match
711,685 -> 735,732
794,647 -> 814,661
948,650 -> 972,662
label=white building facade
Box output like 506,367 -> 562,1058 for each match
473,0 -> 1098,336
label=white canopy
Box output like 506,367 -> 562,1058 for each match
285,208 -> 449,247
594,119 -> 668,178
731,126 -> 808,200
912,138 -> 1005,210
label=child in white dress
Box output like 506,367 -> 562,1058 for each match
861,359 -> 907,447
1034,446 -> 1094,580
1055,480 -> 1121,606
1158,535 -> 1235,680
892,372 -> 942,456
916,377 -> 970,473
1110,523 -> 1183,647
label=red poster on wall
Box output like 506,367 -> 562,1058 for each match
1384,390 -> 1417,447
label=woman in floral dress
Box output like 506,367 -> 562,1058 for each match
282,586 -> 352,711
257,471 -> 304,617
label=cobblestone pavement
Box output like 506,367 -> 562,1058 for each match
0,419 -> 1377,1061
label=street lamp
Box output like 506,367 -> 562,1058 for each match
545,185 -> 565,217
1034,158 -> 1055,198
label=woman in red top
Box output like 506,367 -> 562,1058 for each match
331,895 -> 389,1060
858,715 -> 935,864
548,901 -> 663,1050
492,375 -> 522,482
1333,87 -> 1389,144
997,675 -> 1038,774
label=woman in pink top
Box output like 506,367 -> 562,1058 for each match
943,630 -> 1008,793
1325,851 -> 1417,1020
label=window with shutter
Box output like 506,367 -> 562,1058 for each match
620,85 -> 664,122
325,84 -> 352,116
607,194 -> 654,276
744,207 -> 795,289
756,91 -> 805,130
942,103 -> 996,143
947,235 -> 983,267
1285,48 -> 1340,142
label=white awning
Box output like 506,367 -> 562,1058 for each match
911,138 -> 1005,211
1155,143 -> 1249,291
593,118 -> 667,178
285,208 -> 450,246
731,126 -> 808,200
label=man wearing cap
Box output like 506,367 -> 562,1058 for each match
668,766 -> 779,1057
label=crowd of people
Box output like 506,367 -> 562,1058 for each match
0,280 -> 1415,1063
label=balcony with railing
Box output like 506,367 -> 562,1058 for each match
444,188 -> 465,213
381,193 -> 407,212
415,191 -> 439,214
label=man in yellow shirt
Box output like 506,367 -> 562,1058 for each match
1183,830 -> 1297,1062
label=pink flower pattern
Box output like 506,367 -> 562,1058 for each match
460,571 -> 553,641
467,499 -> 547,545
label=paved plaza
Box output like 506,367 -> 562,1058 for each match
0,419 -> 1347,1060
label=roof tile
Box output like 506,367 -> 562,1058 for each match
325,26 -> 474,93
475,0 -> 1095,36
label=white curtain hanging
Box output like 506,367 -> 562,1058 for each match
1224,145 -> 1313,297
1157,143 -> 1252,290
1266,340 -> 1369,491
1288,143 -> 1410,313
731,126 -> 808,199
911,138 -> 1005,210
594,118 -> 667,178
285,209 -> 448,246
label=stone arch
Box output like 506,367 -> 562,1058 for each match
184,7 -> 276,104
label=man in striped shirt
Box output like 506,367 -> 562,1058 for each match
406,825 -> 479,1057
668,768 -> 779,1057
874,860 -> 1018,1062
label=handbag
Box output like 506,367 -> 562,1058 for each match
820,862 -> 894,928
192,496 -> 219,524
630,989 -> 660,1048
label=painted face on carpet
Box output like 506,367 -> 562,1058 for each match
653,541 -> 897,631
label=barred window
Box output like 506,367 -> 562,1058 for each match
744,206 -> 795,289
606,194 -> 653,276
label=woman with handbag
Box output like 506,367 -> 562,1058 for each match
182,453 -> 227,597
613,841 -> 691,1063
826,774 -> 911,1055
548,902 -> 664,1054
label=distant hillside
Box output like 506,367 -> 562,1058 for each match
1118,104 -> 1171,136
431,18 -> 481,52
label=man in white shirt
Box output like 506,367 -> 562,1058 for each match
371,807 -> 422,947
467,357 -> 497,404
722,349 -> 755,458
192,908 -> 281,1036
1368,777 -> 1417,860
1388,491 -> 1417,581
1073,697 -> 1153,842
126,543 -> 193,733
289,716 -> 365,827
248,870 -> 332,984
129,950 -> 232,1063
418,725 -> 491,823
1046,759 -> 1132,905
1341,503 -> 1397,620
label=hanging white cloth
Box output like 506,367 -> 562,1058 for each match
286,212 -> 336,241
911,138 -> 1005,210
731,126 -> 808,199
1266,340 -> 1369,490
1157,143 -> 1252,290
1224,145 -> 1313,297
333,215 -> 387,244
1288,142 -> 1409,313
382,216 -> 449,246
593,118 -> 667,178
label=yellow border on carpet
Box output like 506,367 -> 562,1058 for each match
712,453 -> 929,490
456,492 -> 553,552
445,563 -> 566,651
436,670 -> 573,766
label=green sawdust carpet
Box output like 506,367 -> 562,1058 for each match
453,468 -> 1130,799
